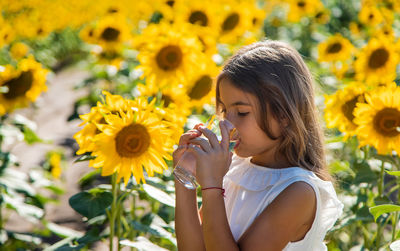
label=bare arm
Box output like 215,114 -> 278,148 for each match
238,181 -> 317,250
175,180 -> 205,251
201,189 -> 239,251
174,126 -> 206,251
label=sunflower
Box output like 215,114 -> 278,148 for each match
358,4 -> 383,27
92,14 -> 132,51
0,56 -> 49,115
354,37 -> 399,84
74,106 -> 104,155
324,83 -> 367,138
89,107 -> 174,185
314,7 -> 330,24
79,23 -> 98,44
136,82 -> 191,117
49,151 -> 63,179
174,0 -> 219,30
184,61 -> 220,112
353,83 -> 400,155
318,34 -> 354,62
372,23 -> 395,41
0,21 -> 16,48
216,2 -> 256,44
9,42 -> 30,60
74,91 -> 137,155
135,21 -> 204,87
286,0 -> 322,23
130,95 -> 186,144
349,22 -> 365,39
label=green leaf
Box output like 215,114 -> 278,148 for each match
45,222 -> 84,238
120,236 -> 169,251
22,126 -> 44,144
390,240 -> 400,251
374,195 -> 391,206
353,163 -> 377,184
74,154 -> 96,162
69,189 -> 113,219
386,170 -> 400,177
78,169 -> 101,186
369,204 -> 400,221
142,184 -> 175,208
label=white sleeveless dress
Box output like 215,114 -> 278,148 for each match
223,154 -> 343,251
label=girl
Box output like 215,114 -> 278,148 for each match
173,40 -> 343,251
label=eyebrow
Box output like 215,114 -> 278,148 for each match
220,101 -> 252,107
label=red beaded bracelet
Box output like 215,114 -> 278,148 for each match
201,187 -> 225,197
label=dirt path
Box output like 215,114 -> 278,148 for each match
5,66 -> 92,235
4,66 -> 134,250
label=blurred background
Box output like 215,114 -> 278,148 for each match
0,0 -> 400,250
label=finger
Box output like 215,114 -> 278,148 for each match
178,130 -> 201,146
188,137 -> 212,152
219,120 -> 230,150
197,126 -> 219,149
173,144 -> 188,155
194,123 -> 204,130
186,144 -> 205,158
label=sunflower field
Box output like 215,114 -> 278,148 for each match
0,0 -> 400,250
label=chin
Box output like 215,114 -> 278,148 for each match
233,149 -> 251,158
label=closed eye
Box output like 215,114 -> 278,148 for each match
238,112 -> 249,116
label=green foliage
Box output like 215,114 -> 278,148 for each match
69,188 -> 113,219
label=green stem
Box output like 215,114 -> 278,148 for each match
376,161 -> 386,249
130,193 -> 137,251
392,212 -> 398,242
0,187 -> 3,230
109,174 -> 118,251
379,161 -> 385,197
116,184 -> 122,251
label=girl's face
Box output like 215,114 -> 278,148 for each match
218,78 -> 283,162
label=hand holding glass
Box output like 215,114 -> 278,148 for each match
173,116 -> 238,189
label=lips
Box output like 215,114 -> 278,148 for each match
233,138 -> 241,149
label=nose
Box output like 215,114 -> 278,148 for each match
223,112 -> 236,129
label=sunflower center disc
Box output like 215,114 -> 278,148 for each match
297,1 -> 306,8
3,71 -> 33,100
156,45 -> 183,71
115,124 -> 151,157
161,94 -> 173,107
222,13 -> 239,31
188,75 -> 212,100
101,27 -> 120,41
373,108 -> 400,137
189,11 -> 208,26
327,42 -> 342,54
341,95 -> 362,123
368,48 -> 389,69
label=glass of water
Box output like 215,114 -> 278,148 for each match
173,116 -> 238,189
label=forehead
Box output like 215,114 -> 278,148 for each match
218,78 -> 257,107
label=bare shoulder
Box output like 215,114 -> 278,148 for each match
238,181 -> 317,251
272,181 -> 317,231
278,181 -> 316,207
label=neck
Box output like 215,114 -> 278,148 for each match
250,151 -> 291,169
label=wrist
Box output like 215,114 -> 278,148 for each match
201,186 -> 225,197
175,178 -> 197,195
199,179 -> 223,188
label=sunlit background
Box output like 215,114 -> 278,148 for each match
0,0 -> 400,250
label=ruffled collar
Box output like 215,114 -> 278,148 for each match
224,154 -> 313,191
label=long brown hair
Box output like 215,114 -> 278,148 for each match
216,40 -> 332,181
